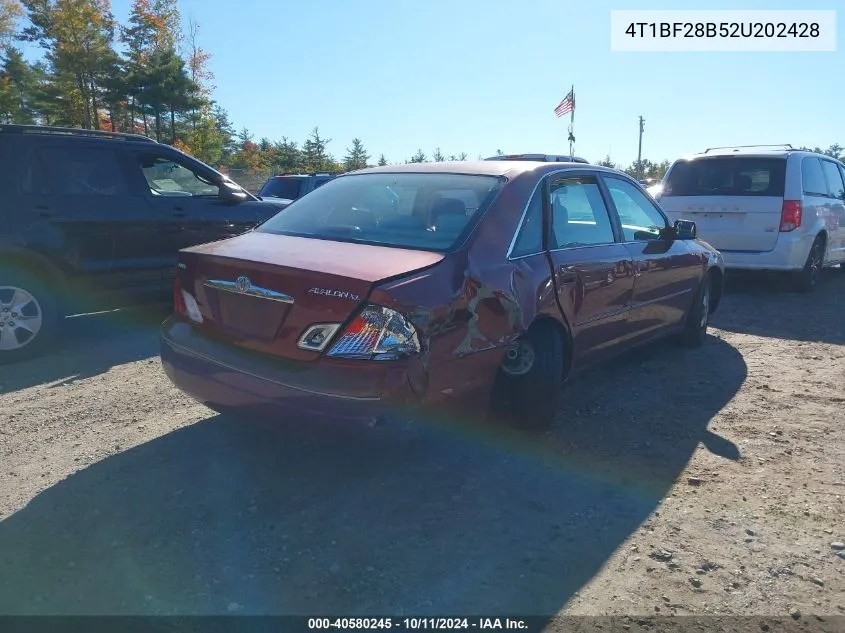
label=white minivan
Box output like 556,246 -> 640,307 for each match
655,145 -> 845,291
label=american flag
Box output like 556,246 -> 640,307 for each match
555,90 -> 575,118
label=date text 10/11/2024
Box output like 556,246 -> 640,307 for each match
307,617 -> 530,630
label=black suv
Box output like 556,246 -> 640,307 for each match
257,172 -> 338,207
0,124 -> 287,363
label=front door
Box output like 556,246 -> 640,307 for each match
602,175 -> 702,340
544,173 -> 635,366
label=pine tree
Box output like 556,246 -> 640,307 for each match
343,138 -> 369,170
302,127 -> 333,171
377,154 -> 387,166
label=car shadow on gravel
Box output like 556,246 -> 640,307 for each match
0,305 -> 166,395
0,335 -> 747,617
713,269 -> 845,344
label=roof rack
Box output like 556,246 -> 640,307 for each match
273,172 -> 338,177
704,144 -> 793,153
0,124 -> 157,143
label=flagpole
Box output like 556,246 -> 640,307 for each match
569,84 -> 575,157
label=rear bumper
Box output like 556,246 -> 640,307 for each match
160,317 -> 422,422
719,231 -> 814,271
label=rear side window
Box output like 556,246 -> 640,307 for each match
801,157 -> 828,196
663,157 -> 786,197
820,160 -> 845,200
37,146 -> 128,196
510,189 -> 543,258
257,172 -> 504,252
547,176 -> 616,248
20,154 -> 49,195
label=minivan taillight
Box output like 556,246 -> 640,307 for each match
780,200 -> 802,232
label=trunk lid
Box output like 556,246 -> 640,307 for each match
659,195 -> 784,252
179,231 -> 444,361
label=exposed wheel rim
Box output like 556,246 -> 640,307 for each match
501,339 -> 536,376
0,286 -> 44,351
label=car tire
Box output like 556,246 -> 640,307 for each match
491,320 -> 565,432
795,235 -> 824,293
680,272 -> 711,348
0,270 -> 61,365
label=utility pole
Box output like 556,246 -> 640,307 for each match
637,116 -> 645,180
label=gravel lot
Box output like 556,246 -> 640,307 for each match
0,272 -> 843,621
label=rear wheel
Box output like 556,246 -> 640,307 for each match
795,235 -> 824,293
0,270 -> 61,364
490,320 -> 565,432
680,273 -> 711,348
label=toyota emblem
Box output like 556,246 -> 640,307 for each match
235,276 -> 251,293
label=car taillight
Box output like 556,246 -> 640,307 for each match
173,272 -> 203,323
173,274 -> 186,315
324,304 -> 420,360
780,200 -> 802,232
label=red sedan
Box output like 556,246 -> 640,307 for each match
161,161 -> 724,431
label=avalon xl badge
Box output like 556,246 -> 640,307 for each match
309,287 -> 360,301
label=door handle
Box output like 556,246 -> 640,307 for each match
560,274 -> 577,285
34,205 -> 51,218
172,207 -> 187,217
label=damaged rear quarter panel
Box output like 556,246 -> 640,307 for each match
369,170 -> 564,406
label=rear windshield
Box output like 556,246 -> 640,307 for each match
663,157 -> 786,197
260,177 -> 304,200
256,172 -> 504,252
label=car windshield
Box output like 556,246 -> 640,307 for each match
256,172 -> 504,252
260,177 -> 304,199
662,157 -> 786,197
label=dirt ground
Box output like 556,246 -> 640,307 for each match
0,271 -> 843,624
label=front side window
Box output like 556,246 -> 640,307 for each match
257,172 -> 504,252
547,176 -> 615,248
37,146 -> 128,196
137,154 -> 219,197
604,176 -> 667,241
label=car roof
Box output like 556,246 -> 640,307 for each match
0,123 -> 158,145
346,160 -> 618,179
679,144 -> 839,161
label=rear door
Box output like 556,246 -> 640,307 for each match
602,175 -> 702,339
544,173 -> 635,365
659,155 -> 787,252
819,159 -> 845,263
800,157 -> 832,254
28,143 -> 150,298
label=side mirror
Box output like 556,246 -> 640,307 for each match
674,219 -> 697,240
219,181 -> 248,202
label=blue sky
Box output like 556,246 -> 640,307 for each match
27,0 -> 845,165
